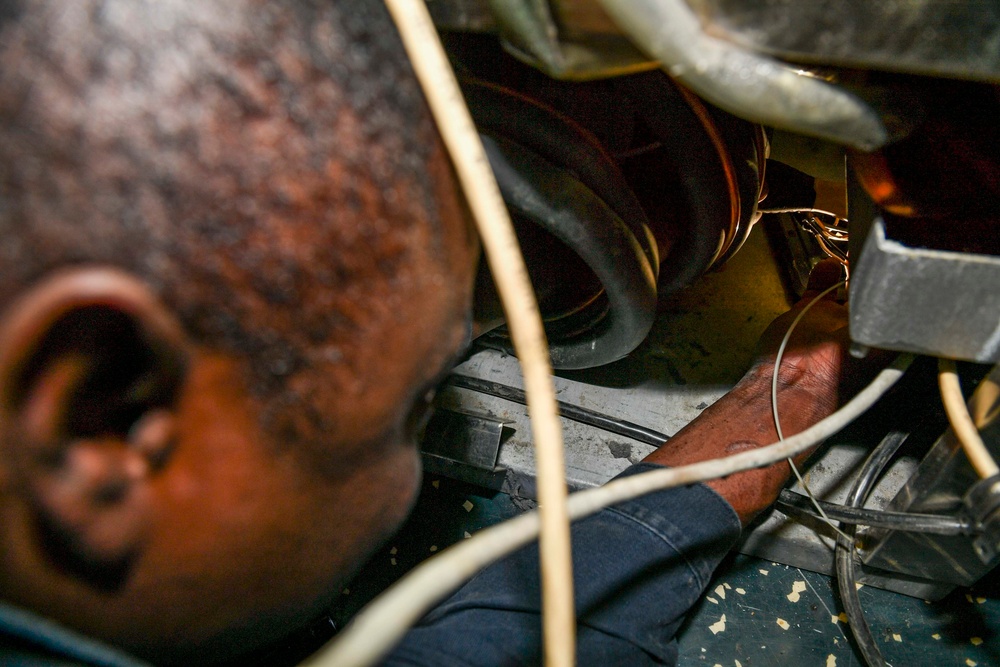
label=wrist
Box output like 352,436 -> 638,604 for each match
736,360 -> 841,436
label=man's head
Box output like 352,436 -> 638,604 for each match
0,0 -> 476,662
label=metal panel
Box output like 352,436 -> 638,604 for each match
850,219 -> 1000,364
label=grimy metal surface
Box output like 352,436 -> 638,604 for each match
850,219 -> 1000,364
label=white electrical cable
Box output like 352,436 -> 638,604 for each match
938,358 -> 1000,479
770,280 -> 853,543
303,354 -> 913,667
380,1 -> 575,664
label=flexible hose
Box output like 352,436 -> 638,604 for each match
835,430 -> 910,667
776,490 -> 971,536
381,1 -> 575,663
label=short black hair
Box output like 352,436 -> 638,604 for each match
0,0 -> 449,406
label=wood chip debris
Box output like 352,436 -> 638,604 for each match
826,655 -> 836,667
709,614 -> 727,635
787,580 -> 806,603
759,569 -> 769,576
736,588 -> 746,595
971,637 -> 983,646
892,633 -> 902,642
776,618 -> 790,630
715,584 -> 727,599
462,500 -> 474,512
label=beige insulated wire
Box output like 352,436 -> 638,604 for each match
380,1 -> 575,665
939,358 -> 1000,479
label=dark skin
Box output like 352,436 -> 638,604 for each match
648,260 -> 854,525
0,1 -> 861,665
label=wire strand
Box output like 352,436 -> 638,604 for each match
380,1 -> 575,663
758,207 -> 845,219
771,280 -> 853,542
302,354 -> 913,667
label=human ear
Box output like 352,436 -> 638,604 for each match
0,268 -> 188,588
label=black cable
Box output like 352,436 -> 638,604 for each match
445,374 -> 670,446
777,489 -> 973,536
836,430 -> 910,667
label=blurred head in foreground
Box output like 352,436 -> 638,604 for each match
0,0 -> 476,662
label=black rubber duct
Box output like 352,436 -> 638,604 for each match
479,134 -> 658,369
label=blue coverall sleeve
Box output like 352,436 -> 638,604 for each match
384,462 -> 743,666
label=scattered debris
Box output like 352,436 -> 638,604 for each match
776,618 -> 790,630
759,569 -> 769,576
787,581 -> 807,603
462,500 -> 474,512
431,480 -> 440,489
707,597 -> 719,604
429,545 -> 438,552
971,637 -> 983,646
826,655 -> 836,667
736,588 -> 746,595
892,633 -> 902,643
390,547 -> 398,555
715,584 -> 727,600
932,634 -> 941,640
709,614 -> 727,635
463,531 -> 472,539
